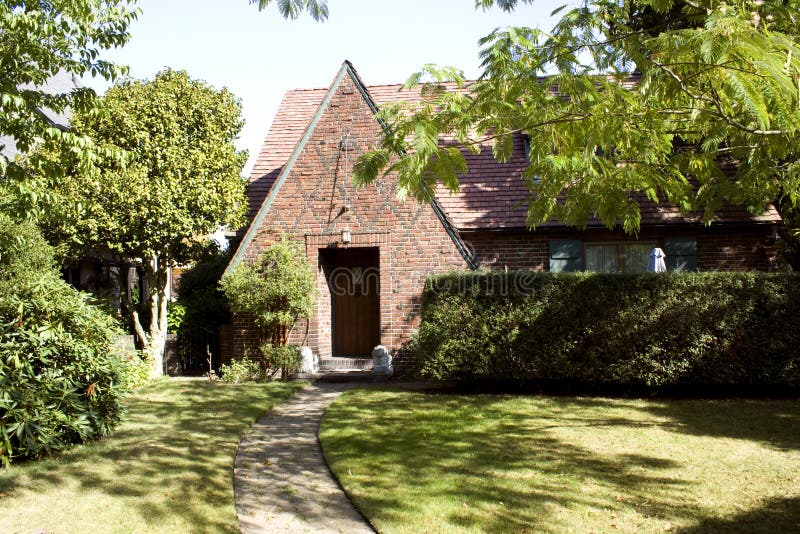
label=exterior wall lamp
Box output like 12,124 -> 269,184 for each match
341,229 -> 351,244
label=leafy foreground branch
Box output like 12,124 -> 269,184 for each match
352,0 -> 800,233
0,0 -> 138,194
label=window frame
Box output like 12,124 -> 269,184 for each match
582,240 -> 660,273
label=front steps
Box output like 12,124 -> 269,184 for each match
293,356 -> 382,382
318,357 -> 373,372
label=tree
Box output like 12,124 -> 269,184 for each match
248,0 -> 528,20
0,0 -> 138,198
220,240 -> 316,377
349,0 -> 800,233
33,69 -> 248,377
250,0 -> 329,21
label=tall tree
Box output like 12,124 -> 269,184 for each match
34,69 -> 248,377
0,0 -> 138,199
350,0 -> 800,232
250,0 -> 329,20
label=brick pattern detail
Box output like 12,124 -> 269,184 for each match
232,73 -> 466,367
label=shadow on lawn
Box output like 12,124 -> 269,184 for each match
0,380 -> 300,533
638,399 -> 800,452
677,495 -> 800,533
321,389 -> 800,533
321,391 -> 699,532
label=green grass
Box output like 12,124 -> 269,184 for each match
320,390 -> 800,533
0,377 -> 304,533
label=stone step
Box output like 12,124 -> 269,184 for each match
318,357 -> 373,371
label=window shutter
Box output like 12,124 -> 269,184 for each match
664,237 -> 697,272
549,240 -> 582,272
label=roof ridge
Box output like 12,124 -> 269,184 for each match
285,87 -> 330,93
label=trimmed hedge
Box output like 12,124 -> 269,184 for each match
413,271 -> 800,390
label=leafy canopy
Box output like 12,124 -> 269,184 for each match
351,0 -> 800,232
34,69 -> 248,266
248,0 -> 531,21
0,0 -> 138,191
250,0 -> 329,21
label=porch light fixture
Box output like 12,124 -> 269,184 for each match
341,229 -> 351,244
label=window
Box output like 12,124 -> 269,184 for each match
549,240 -> 582,272
521,133 -> 543,184
585,242 -> 656,273
549,239 -> 698,273
585,244 -> 619,272
664,237 -> 698,272
521,134 -> 532,161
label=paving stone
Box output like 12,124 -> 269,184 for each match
234,383 -> 374,533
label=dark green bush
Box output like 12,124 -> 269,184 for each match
413,271 -> 800,390
0,216 -> 129,465
176,250 -> 231,329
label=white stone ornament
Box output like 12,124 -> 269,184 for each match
299,346 -> 318,374
372,345 -> 393,376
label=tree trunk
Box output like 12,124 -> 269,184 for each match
120,255 -> 169,378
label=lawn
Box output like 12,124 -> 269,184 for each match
320,390 -> 800,533
0,377 -> 303,533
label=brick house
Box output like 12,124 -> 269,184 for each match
226,61 -> 780,366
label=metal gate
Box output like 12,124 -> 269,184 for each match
176,325 -> 220,375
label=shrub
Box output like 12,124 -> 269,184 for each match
166,301 -> 187,334
117,351 -> 153,391
219,358 -> 264,383
414,271 -> 800,390
220,239 -> 315,379
0,216 -> 130,465
261,343 -> 302,379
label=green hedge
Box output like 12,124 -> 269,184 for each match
413,271 -> 800,390
0,216 -> 129,465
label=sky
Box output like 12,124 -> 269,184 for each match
85,0 -> 566,176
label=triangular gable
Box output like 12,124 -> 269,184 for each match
226,61 -> 477,275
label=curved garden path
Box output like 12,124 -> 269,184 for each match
233,382 -> 374,533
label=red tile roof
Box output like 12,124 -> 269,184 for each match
245,81 -> 780,230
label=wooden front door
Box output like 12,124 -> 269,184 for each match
323,248 -> 380,356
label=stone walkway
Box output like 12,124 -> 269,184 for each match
234,382 -> 375,533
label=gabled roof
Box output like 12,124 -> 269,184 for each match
1,70 -> 81,160
243,68 -> 780,239
229,61 -> 476,275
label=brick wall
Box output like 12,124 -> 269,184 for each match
231,72 -> 466,366
696,228 -> 777,271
